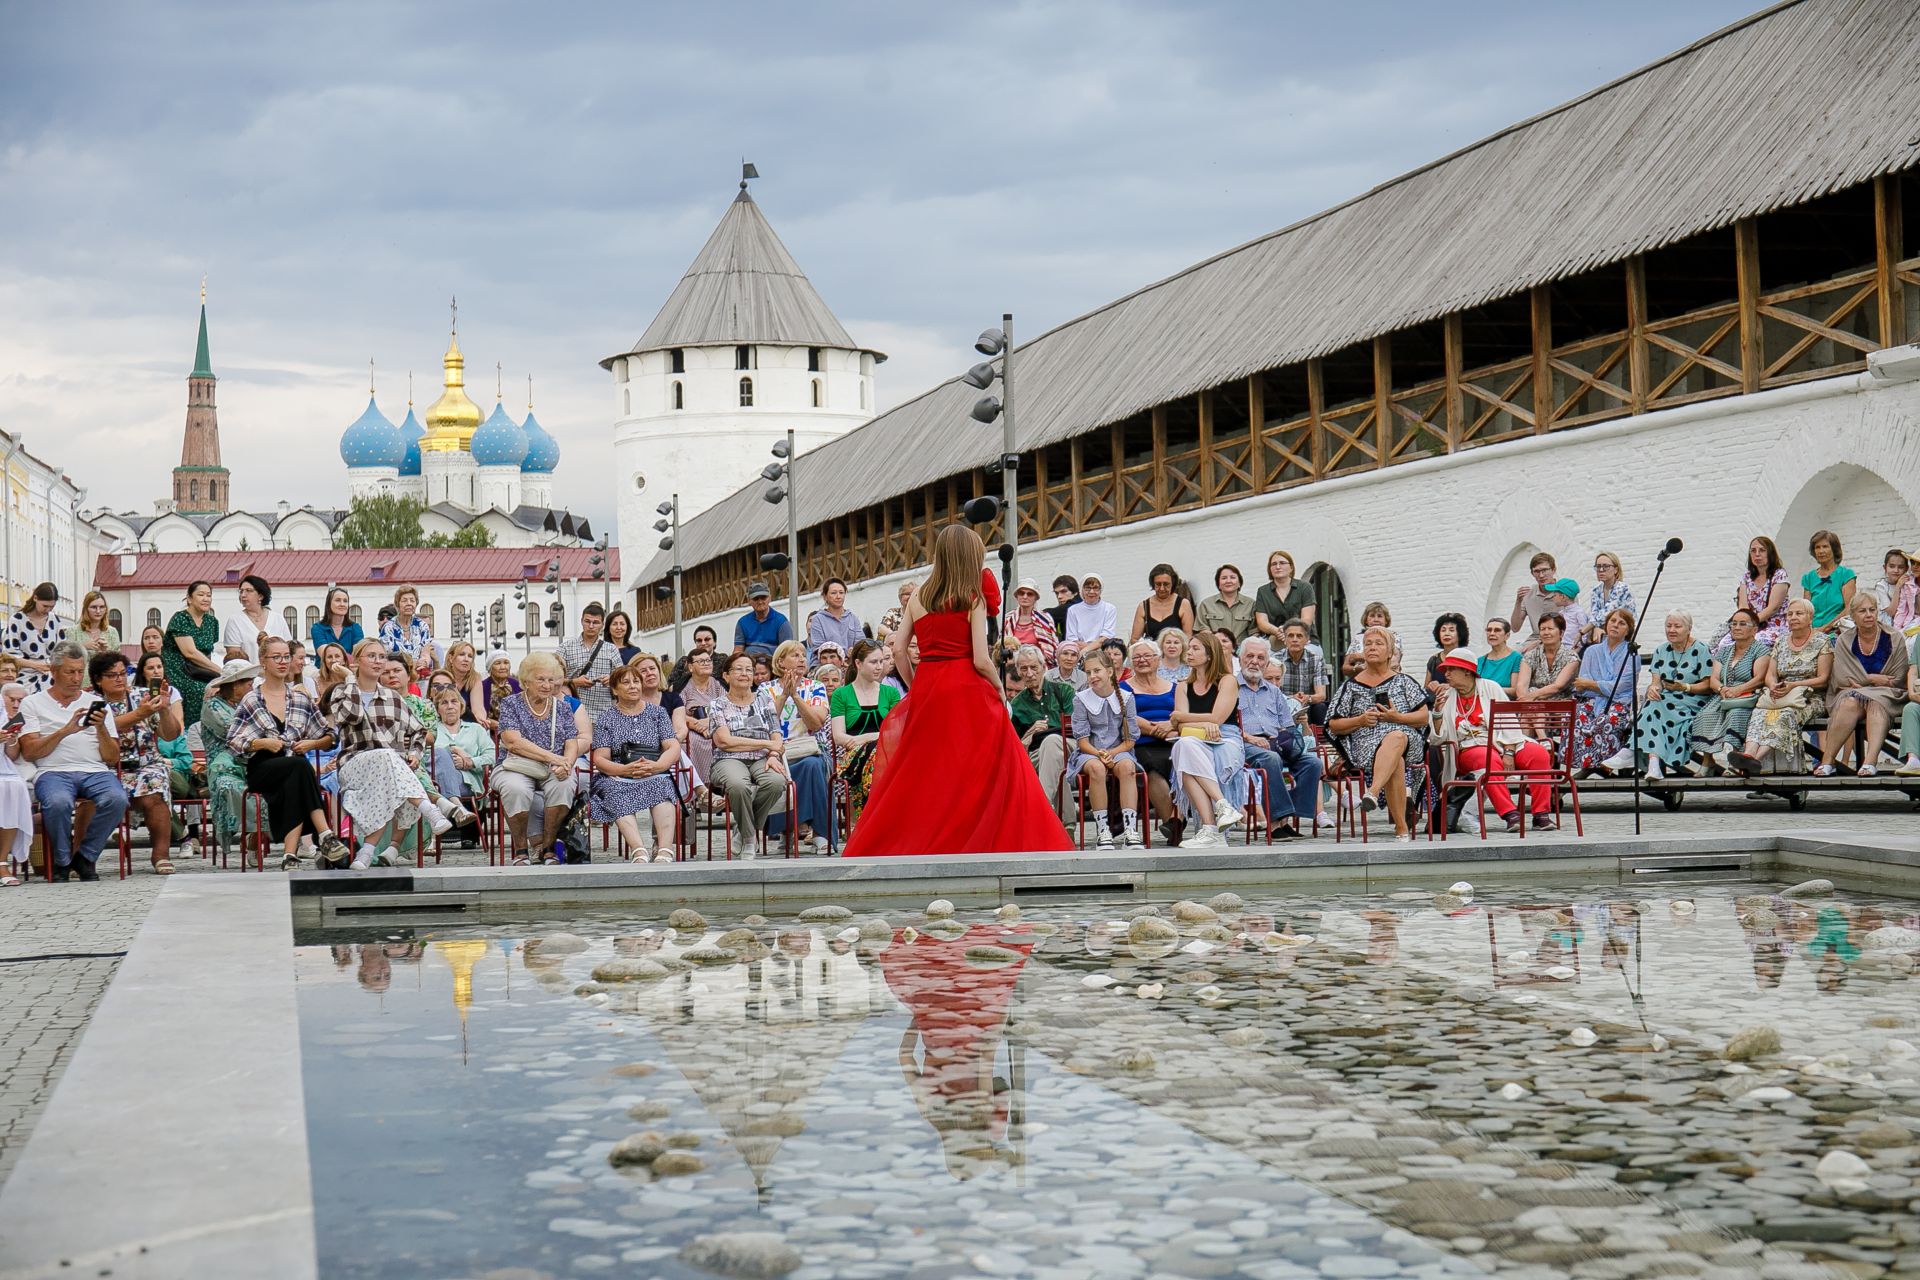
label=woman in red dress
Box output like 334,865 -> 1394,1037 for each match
843,525 -> 1073,857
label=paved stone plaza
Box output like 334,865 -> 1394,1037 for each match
0,794 -> 1915,1188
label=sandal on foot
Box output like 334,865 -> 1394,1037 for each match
510,850 -> 531,866
652,848 -> 675,863
151,860 -> 175,876
1,874 -> 21,887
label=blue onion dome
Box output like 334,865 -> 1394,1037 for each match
520,408 -> 559,472
397,405 -> 425,477
339,396 -> 405,468
470,399 -> 529,467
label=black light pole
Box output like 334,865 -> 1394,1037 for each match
1604,537 -> 1682,835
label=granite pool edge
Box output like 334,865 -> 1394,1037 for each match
0,876 -> 317,1280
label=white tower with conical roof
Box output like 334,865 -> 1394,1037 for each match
604,168 -> 883,574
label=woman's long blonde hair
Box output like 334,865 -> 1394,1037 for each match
1188,629 -> 1228,688
917,524 -> 985,615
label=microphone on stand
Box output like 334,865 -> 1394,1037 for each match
1657,537 -> 1683,563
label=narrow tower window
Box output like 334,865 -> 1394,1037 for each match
807,347 -> 821,372
739,376 -> 754,407
672,381 -> 684,410
811,378 -> 822,408
669,349 -> 685,374
735,345 -> 754,370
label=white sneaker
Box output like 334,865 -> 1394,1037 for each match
1897,757 -> 1920,777
1183,826 -> 1223,849
1096,828 -> 1116,850
422,804 -> 453,837
1645,757 -> 1664,780
1120,817 -> 1143,848
375,848 -> 409,868
1601,748 -> 1636,773
1215,802 -> 1243,830
349,855 -> 372,871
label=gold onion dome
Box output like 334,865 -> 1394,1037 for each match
421,331 -> 482,454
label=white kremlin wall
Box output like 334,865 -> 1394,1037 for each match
634,369 -> 1920,654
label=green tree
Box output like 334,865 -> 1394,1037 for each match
332,494 -> 495,549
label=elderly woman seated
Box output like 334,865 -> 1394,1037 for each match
1731,599 -> 1832,776
1430,647 -> 1555,833
1812,593 -> 1909,776
488,650 -> 589,865
1635,610 -> 1713,779
590,660 -> 683,863
1689,608 -> 1771,773
1327,626 -> 1429,841
1571,609 -> 1639,776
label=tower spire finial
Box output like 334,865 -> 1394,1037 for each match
450,295 -> 458,336
408,370 -> 414,407
496,361 -> 502,402
527,373 -> 533,410
740,159 -> 758,193
369,357 -> 375,397
200,274 -> 206,304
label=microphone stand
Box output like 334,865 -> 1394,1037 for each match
1604,548 -> 1675,835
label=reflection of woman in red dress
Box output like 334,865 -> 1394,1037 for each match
881,922 -> 1034,1174
843,525 -> 1073,857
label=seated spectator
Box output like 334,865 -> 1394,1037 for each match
1054,640 -> 1088,691
759,640 -> 832,855
1690,608 -> 1771,773
19,641 -> 128,881
429,686 -> 492,847
1008,644 -> 1074,822
228,636 -> 351,870
1235,636 -> 1322,839
1197,563 -> 1255,646
199,660 -> 257,852
733,581 -> 794,657
1478,619 -> 1522,695
1422,612 -> 1470,695
829,640 -> 900,827
1156,627 -> 1191,683
1046,575 -> 1080,638
1063,572 -> 1119,645
1813,593 -> 1908,776
1130,562 -> 1195,645
1802,529 -> 1856,635
490,650 -> 588,865
666,625 -> 717,693
813,659 -> 844,693
1342,602 -> 1402,678
1898,629 -> 1920,777
877,581 -> 918,644
1326,626 -> 1428,841
1635,611 -> 1712,779
752,653 -> 773,686
0,682 -> 32,885
93,650 -> 183,875
1002,579 -> 1059,668
1866,546 -> 1915,633
1718,536 -> 1791,648
1253,550 -> 1316,642
323,641 -> 450,868
1516,613 -> 1579,702
1167,631 -> 1245,849
1273,620 -> 1331,726
135,652 -> 201,839
1571,608 -> 1640,775
1508,551 -> 1560,645
1582,551 -> 1636,647
679,648 -> 725,796
1210,628 -> 1241,678
1732,599 -> 1832,776
1068,649 -> 1141,849
1430,646 -> 1555,833
708,650 -> 791,855
806,577 -> 863,664
1119,641 -> 1180,840
590,662 -> 683,864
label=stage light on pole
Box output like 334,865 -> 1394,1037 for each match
960,315 -> 1018,592
761,430 -> 799,627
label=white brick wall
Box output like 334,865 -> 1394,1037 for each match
638,372 -> 1920,656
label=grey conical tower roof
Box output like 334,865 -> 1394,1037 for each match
629,187 -> 874,354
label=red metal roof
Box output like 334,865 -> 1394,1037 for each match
93,546 -> 621,590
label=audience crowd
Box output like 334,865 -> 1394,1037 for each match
3,527 -> 1915,883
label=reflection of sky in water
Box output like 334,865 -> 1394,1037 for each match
295,882 -> 1919,1279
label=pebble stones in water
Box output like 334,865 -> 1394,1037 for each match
680,947 -> 738,967
964,945 -> 1025,966
1206,892 -> 1244,913
714,928 -> 759,950
533,932 -> 589,953
651,1151 -> 704,1176
1110,1047 -> 1156,1075
857,916 -> 892,940
924,899 -> 955,918
923,918 -> 967,940
1864,925 -> 1920,950
591,959 -> 669,983
1193,924 -> 1234,943
741,914 -> 769,928
797,905 -> 852,923
667,909 -> 707,932
677,1231 -> 802,1279
1783,878 -> 1834,898
1814,1149 -> 1872,1191
1220,1027 -> 1265,1047
1170,900 -> 1217,923
995,904 -> 1020,922
1566,1026 -> 1598,1047
626,1100 -> 671,1121
1722,1023 -> 1782,1061
608,1132 -> 667,1166
1128,916 -> 1178,944
608,1062 -> 656,1078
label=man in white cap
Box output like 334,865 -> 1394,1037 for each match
1062,572 -> 1119,646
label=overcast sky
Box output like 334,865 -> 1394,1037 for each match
1,0 -> 1759,536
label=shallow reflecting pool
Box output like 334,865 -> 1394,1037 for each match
295,880 -> 1920,1279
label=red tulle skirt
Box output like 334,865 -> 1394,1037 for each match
841,659 -> 1074,857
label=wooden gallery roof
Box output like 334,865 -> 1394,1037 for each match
639,0 -> 1920,586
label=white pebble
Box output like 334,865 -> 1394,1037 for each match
1081,973 -> 1117,989
1181,939 -> 1218,954
1815,1150 -> 1871,1186
1745,1086 -> 1794,1102
1135,983 -> 1164,999
1193,985 -> 1224,1002
835,927 -> 861,943
1567,1027 -> 1598,1047
1448,881 -> 1474,896
1499,1082 -> 1529,1100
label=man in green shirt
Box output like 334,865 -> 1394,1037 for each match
1008,644 -> 1075,823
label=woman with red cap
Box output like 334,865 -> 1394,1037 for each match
1430,647 -> 1556,834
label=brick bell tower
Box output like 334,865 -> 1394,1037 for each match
172,278 -> 230,514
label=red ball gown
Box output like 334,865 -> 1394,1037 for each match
842,609 -> 1073,857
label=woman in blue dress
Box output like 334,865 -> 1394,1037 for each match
1634,610 -> 1712,778
590,662 -> 682,864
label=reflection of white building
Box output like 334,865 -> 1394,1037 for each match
604,171 -> 885,575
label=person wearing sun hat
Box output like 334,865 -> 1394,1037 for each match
1002,578 -> 1058,667
1063,572 -> 1119,646
1429,646 -> 1556,834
